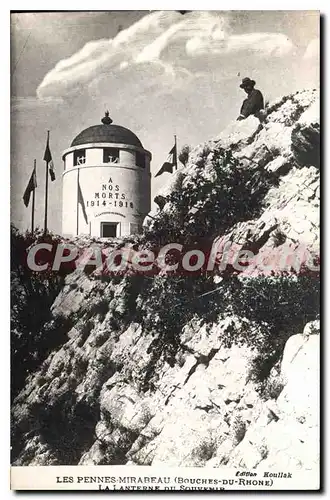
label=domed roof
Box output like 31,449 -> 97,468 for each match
71,112 -> 143,148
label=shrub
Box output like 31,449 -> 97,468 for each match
231,415 -> 246,445
272,229 -> 286,247
148,147 -> 274,248
258,443 -> 269,460
227,275 -> 319,338
11,225 -> 68,398
77,319 -> 94,346
226,274 -> 319,381
192,439 -> 217,462
178,144 -> 191,166
11,314 -> 72,399
137,272 -> 319,387
74,355 -> 89,377
26,390 -> 99,464
261,374 -> 286,400
138,274 -> 219,345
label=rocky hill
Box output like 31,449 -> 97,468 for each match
11,89 -> 320,470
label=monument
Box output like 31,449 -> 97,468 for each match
62,112 -> 151,238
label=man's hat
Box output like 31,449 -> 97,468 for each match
240,77 -> 256,88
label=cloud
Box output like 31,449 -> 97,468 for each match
37,10 -> 181,98
186,32 -> 295,58
135,11 -> 228,64
303,39 -> 319,60
37,10 -> 295,100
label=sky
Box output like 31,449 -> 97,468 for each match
11,10 -> 320,234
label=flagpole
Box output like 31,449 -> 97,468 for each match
174,135 -> 178,171
43,131 -> 49,234
76,167 -> 79,236
31,159 -> 36,233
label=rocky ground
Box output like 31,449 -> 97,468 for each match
11,88 -> 320,469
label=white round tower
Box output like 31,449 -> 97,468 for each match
62,112 -> 151,238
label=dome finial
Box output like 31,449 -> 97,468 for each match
101,110 -> 113,125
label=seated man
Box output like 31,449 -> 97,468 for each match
237,77 -> 264,121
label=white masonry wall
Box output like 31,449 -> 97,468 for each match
62,142 -> 151,238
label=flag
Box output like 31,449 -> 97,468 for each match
155,143 -> 177,177
23,166 -> 37,207
78,180 -> 88,224
43,134 -> 55,181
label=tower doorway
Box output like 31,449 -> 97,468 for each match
101,222 -> 118,238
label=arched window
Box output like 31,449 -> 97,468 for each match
74,149 -> 86,166
136,151 -> 145,168
104,148 -> 119,164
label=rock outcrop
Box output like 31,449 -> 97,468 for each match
11,89 -> 320,470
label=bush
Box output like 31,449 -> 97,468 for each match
11,314 -> 72,399
136,272 -> 319,387
27,390 -> 99,464
231,415 -> 246,445
261,374 -> 286,400
226,274 -> 319,381
178,144 -> 191,166
148,147 -> 274,247
192,439 -> 217,462
11,225 -> 68,398
227,275 -> 319,338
